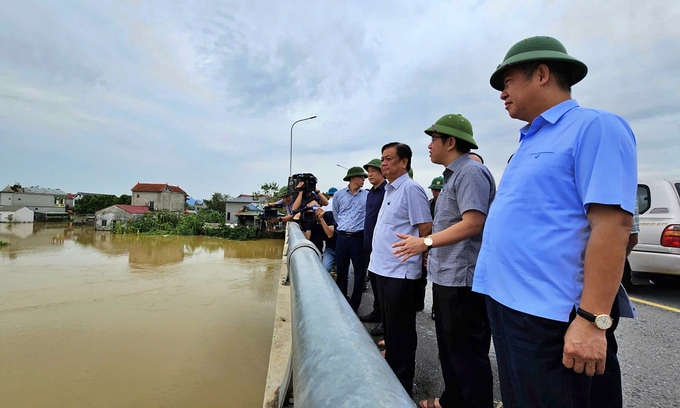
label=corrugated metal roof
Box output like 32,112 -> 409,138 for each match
1,185 -> 66,195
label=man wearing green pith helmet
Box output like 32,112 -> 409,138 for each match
393,114 -> 496,408
473,36 -> 637,408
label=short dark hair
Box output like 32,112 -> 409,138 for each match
434,133 -> 473,154
381,142 -> 412,171
519,61 -> 572,92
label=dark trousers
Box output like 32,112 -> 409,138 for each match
375,274 -> 417,396
590,295 -> 622,408
486,296 -> 591,408
414,266 -> 427,310
365,249 -> 381,315
433,284 -> 493,408
335,232 -> 366,311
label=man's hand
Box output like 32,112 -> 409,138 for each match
392,233 -> 427,262
562,317 -> 607,376
315,208 -> 325,221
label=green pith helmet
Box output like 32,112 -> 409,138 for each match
343,166 -> 368,181
425,114 -> 478,149
489,36 -> 588,91
429,176 -> 444,190
363,158 -> 382,171
408,167 -> 414,179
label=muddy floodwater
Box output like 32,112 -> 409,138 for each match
0,223 -> 284,408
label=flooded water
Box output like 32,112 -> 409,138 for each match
0,223 -> 284,408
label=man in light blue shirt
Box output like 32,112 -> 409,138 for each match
368,142 -> 432,396
473,36 -> 637,407
332,166 -> 368,312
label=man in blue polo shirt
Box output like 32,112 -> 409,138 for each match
369,142 -> 432,396
473,36 -> 637,407
332,166 -> 368,312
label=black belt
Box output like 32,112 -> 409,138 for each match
338,230 -> 363,238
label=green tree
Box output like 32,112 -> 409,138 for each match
252,182 -> 282,202
203,192 -> 231,213
118,194 -> 132,205
75,194 -> 120,214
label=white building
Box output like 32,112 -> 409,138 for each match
0,206 -> 36,223
225,194 -> 264,225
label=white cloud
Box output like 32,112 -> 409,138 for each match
0,0 -> 678,199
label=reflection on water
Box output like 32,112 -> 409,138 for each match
0,223 -> 284,407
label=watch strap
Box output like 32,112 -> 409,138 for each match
576,307 -> 596,322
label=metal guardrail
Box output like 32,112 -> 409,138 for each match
285,222 -> 415,407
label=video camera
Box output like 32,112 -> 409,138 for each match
292,205 -> 320,223
288,173 -> 317,195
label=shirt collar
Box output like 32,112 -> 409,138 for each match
519,99 -> 579,142
388,172 -> 410,190
372,180 -> 387,192
444,153 -> 470,178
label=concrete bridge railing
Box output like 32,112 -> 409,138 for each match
263,222 -> 415,407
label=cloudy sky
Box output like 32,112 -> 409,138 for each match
1,0 -> 678,201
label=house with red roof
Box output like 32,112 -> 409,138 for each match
95,204 -> 150,231
131,183 -> 188,213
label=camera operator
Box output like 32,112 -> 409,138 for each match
307,207 -> 337,272
263,191 -> 295,225
291,181 -> 328,212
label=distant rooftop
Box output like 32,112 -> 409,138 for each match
227,194 -> 263,203
131,183 -> 188,196
2,184 -> 66,196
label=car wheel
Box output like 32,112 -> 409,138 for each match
622,259 -> 633,290
649,274 -> 680,288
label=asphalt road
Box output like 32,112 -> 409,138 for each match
357,279 -> 680,407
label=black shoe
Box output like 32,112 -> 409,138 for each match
360,310 -> 381,323
415,302 -> 424,312
370,323 -> 384,336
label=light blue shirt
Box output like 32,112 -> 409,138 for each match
332,186 -> 368,232
368,173 -> 432,279
473,99 -> 637,322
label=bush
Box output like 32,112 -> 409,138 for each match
111,210 -> 259,240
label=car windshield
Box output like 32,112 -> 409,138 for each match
675,183 -> 680,199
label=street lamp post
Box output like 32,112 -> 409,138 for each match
289,116 -> 317,177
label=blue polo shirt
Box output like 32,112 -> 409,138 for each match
473,99 -> 637,322
364,180 -> 387,253
332,186 -> 368,232
368,173 -> 432,279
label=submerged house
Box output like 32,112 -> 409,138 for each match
131,183 -> 188,213
236,203 -> 265,227
95,204 -> 150,231
0,184 -> 69,222
0,206 -> 36,223
225,194 -> 263,225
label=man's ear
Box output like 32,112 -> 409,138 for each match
537,64 -> 550,84
447,136 -> 457,152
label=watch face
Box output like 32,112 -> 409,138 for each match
595,314 -> 613,330
424,237 -> 433,247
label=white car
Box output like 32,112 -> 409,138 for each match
626,179 -> 680,286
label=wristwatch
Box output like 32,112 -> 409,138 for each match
423,236 -> 433,250
576,307 -> 613,330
